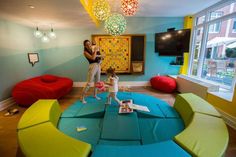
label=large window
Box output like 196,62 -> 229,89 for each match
232,18 -> 236,32
209,11 -> 223,33
190,1 -> 236,90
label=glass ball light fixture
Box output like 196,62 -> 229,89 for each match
33,25 -> 57,43
121,0 -> 138,16
41,33 -> 50,43
34,27 -> 43,38
104,13 -> 127,36
92,0 -> 111,21
48,27 -> 56,39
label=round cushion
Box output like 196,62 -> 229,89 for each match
150,76 -> 176,93
41,74 -> 58,83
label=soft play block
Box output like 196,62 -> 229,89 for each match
75,102 -> 105,118
60,101 -> 83,118
99,140 -> 141,146
105,105 -> 119,112
139,118 -> 184,144
174,93 -> 221,126
58,118 -> 102,148
157,102 -> 180,118
101,111 -> 140,140
174,113 -> 229,157
136,103 -> 165,118
91,140 -> 191,157
18,122 -> 91,157
18,100 -> 61,130
130,93 -> 164,118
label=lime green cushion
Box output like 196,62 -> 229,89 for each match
174,93 -> 221,126
174,113 -> 228,157
18,122 -> 91,157
17,99 -> 61,130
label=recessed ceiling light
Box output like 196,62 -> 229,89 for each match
28,5 -> 35,9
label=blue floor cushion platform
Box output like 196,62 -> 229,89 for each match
58,92 -> 187,154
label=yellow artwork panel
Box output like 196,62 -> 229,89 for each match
93,35 -> 131,73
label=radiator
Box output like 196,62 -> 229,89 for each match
176,75 -> 220,99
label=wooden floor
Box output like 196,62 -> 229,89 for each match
0,87 -> 235,157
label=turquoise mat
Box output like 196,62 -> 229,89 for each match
58,118 -> 102,149
60,101 -> 83,118
131,93 -> 165,118
75,103 -> 105,118
97,92 -> 133,105
101,111 -> 140,140
157,103 -> 180,118
99,140 -> 141,146
92,140 -> 191,157
139,118 -> 184,144
59,92 -> 184,151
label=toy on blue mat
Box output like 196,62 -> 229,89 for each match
76,126 -> 87,132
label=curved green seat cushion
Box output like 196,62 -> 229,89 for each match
174,93 -> 221,126
92,140 -> 191,157
58,118 -> 102,147
174,113 -> 229,157
18,122 -> 91,157
17,99 -> 61,130
139,118 -> 184,144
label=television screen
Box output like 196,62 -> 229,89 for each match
155,29 -> 191,56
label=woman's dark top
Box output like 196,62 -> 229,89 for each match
84,47 -> 101,64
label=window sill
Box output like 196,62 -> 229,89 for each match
208,88 -> 234,102
169,75 -> 234,102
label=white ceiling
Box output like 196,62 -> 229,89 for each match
0,0 -> 221,29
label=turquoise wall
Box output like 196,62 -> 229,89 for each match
0,17 -> 183,101
40,17 -> 184,82
0,19 -> 43,101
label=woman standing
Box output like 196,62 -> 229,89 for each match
81,40 -> 102,103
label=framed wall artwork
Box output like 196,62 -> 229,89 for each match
92,35 -> 131,74
92,34 -> 146,74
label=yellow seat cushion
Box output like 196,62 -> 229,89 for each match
17,99 -> 61,130
174,113 -> 228,157
18,122 -> 91,157
174,93 -> 221,126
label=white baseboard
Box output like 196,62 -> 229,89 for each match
216,107 -> 236,130
73,81 -> 151,87
0,97 -> 16,111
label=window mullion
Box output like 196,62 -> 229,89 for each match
188,21 -> 198,75
197,13 -> 210,78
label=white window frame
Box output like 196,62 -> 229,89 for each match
209,11 -> 223,33
188,0 -> 236,91
232,18 -> 236,33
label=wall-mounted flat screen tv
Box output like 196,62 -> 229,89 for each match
155,29 -> 191,56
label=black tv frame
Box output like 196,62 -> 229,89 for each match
155,29 -> 191,56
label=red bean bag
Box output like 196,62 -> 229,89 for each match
12,74 -> 73,107
150,76 -> 176,93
